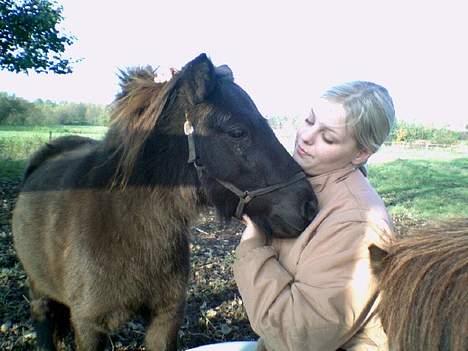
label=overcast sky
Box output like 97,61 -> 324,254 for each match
1,0 -> 467,130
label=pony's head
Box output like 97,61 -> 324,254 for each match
108,54 -> 318,238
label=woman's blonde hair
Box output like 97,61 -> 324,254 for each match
322,81 -> 396,154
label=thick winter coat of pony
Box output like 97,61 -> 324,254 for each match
371,219 -> 467,351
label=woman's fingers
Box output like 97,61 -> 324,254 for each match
241,214 -> 252,225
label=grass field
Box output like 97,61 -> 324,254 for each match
0,125 -> 107,138
0,125 -> 107,161
369,158 -> 467,220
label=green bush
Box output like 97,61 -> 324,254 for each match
430,128 -> 460,144
390,120 -> 461,145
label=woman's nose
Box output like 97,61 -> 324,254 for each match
301,125 -> 318,145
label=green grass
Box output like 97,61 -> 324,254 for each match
369,158 -> 468,221
0,125 -> 107,135
0,125 -> 108,180
0,125 -> 107,160
0,159 -> 26,180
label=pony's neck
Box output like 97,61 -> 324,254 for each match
101,113 -> 206,218
120,131 -> 204,213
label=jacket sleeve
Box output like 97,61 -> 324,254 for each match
233,219 -> 381,351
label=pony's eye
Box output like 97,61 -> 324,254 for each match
227,129 -> 246,138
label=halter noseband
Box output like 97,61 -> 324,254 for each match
184,117 -> 306,219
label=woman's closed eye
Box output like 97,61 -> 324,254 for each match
322,133 -> 334,144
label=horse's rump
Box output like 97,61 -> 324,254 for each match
373,219 -> 468,351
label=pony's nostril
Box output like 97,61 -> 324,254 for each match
304,200 -> 318,222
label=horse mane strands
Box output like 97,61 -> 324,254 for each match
378,218 -> 468,351
108,66 -> 175,189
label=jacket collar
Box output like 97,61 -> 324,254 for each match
307,164 -> 357,193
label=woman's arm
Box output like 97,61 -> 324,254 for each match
234,217 -> 381,351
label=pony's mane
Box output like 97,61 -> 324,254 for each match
105,62 -> 234,189
378,219 -> 468,351
106,66 -> 176,189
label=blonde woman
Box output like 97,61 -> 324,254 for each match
190,81 -> 396,351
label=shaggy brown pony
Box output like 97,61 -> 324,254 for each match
370,219 -> 468,351
12,54 -> 317,351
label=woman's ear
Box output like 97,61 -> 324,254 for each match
351,149 -> 371,166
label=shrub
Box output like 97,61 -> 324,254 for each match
390,121 -> 461,145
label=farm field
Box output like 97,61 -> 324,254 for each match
0,126 -> 467,349
0,125 -> 107,161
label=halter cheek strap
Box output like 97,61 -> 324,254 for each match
184,117 -> 306,219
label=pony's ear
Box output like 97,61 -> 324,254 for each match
215,65 -> 234,82
369,244 -> 389,277
179,53 -> 216,105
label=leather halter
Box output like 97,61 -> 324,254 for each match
184,118 -> 306,219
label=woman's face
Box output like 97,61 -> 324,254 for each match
293,98 -> 370,176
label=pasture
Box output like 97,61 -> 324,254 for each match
0,125 -> 467,350
0,125 -> 106,161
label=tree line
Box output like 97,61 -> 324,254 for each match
0,92 -> 109,126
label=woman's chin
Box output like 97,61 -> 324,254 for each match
293,153 -> 310,168
292,151 -> 303,163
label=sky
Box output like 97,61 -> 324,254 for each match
1,0 -> 467,130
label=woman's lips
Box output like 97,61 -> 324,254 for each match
296,144 -> 310,157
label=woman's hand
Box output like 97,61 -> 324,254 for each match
241,215 -> 266,243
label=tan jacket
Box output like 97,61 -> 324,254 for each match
233,165 -> 394,351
